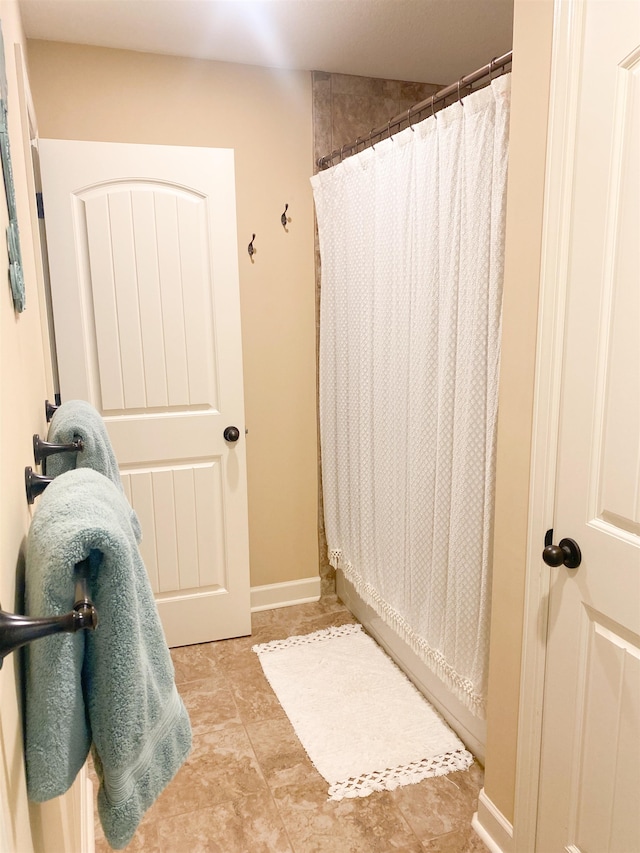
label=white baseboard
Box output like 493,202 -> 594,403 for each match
472,789 -> 513,853
78,763 -> 95,853
250,576 -> 321,612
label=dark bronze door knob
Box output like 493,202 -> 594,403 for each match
542,537 -> 582,569
223,426 -> 240,443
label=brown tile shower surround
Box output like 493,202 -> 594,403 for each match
311,72 -> 441,597
92,599 -> 486,852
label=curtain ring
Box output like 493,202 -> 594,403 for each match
430,95 -> 437,120
354,136 -> 362,153
369,128 -> 376,149
340,144 -> 347,161
407,106 -> 415,131
489,57 -> 497,81
388,119 -> 394,141
457,78 -> 464,104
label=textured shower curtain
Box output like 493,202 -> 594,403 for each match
311,75 -> 510,718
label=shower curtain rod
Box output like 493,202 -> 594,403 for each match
316,50 -> 513,170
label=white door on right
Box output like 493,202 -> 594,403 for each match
536,1 -> 640,851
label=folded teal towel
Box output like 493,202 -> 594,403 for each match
25,469 -> 192,849
44,399 -> 141,542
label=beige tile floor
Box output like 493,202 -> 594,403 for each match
93,597 -> 487,852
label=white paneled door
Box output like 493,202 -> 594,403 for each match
38,140 -> 250,648
536,2 -> 640,850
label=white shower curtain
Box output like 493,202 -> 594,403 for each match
311,75 -> 510,718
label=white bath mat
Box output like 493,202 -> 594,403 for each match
252,623 -> 473,800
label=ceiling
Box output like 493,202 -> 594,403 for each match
18,0 -> 514,85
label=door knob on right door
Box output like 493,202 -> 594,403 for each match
542,537 -> 582,569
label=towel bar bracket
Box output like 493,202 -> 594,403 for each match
0,604 -> 97,667
25,467 -> 53,504
45,395 -> 61,422
33,434 -> 84,466
72,561 -> 98,631
0,559 -> 98,667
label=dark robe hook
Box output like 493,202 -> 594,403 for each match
248,234 -> 256,260
281,204 -> 289,229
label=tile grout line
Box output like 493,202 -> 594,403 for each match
242,716 -> 298,853
229,641 -> 297,853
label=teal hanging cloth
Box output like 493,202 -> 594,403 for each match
24,468 -> 192,849
0,22 -> 26,312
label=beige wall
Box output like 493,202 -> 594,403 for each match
483,0 -> 554,824
0,1 -> 63,848
26,40 -> 319,589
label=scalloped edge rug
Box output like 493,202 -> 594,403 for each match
253,623 -> 473,800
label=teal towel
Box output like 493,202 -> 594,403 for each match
44,399 -> 141,542
25,469 -> 192,850
45,399 -> 120,484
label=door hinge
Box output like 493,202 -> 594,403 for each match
36,192 -> 44,219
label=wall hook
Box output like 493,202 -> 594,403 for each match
248,234 -> 256,261
281,204 -> 289,230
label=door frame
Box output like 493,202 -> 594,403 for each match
513,0 -> 587,849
